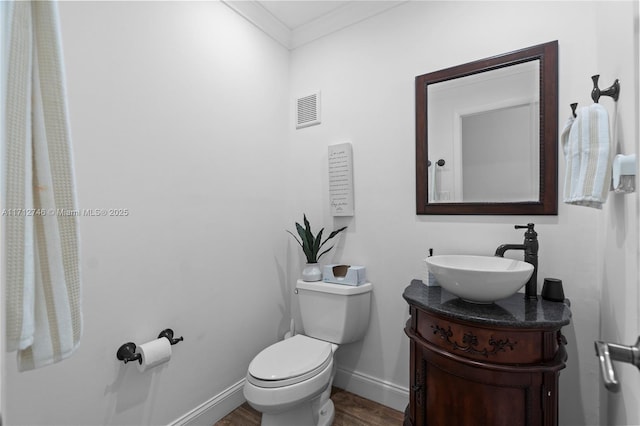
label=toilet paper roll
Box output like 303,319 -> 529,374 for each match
137,337 -> 172,372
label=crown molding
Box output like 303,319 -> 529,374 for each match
223,1 -> 407,50
222,1 -> 292,48
291,1 -> 406,49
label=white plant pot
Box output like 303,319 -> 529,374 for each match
302,263 -> 322,282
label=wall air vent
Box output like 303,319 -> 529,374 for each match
296,92 -> 321,129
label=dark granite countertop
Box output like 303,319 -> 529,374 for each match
403,279 -> 571,329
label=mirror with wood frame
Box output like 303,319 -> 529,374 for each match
415,41 -> 558,215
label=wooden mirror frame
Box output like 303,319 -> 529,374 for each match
416,41 -> 558,215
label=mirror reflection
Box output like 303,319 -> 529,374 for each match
428,61 -> 540,203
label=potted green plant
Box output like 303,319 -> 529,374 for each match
287,214 -> 347,281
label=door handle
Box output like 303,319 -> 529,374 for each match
594,337 -> 640,392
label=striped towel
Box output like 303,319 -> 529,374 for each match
561,104 -> 612,209
5,1 -> 82,371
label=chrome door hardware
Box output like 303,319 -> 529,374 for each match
594,337 -> 640,392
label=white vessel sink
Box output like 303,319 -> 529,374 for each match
425,255 -> 534,303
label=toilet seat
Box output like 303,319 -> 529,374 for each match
248,335 -> 332,388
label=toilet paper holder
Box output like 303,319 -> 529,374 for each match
116,328 -> 183,364
158,328 -> 184,345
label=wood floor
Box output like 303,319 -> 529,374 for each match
215,387 -> 404,426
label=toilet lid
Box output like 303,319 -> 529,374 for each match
248,335 -> 332,387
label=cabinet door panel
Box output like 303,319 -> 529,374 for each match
426,361 -> 526,426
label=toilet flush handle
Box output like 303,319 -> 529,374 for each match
594,337 -> 640,392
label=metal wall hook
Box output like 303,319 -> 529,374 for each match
591,74 -> 620,103
568,75 -> 619,117
570,102 -> 578,118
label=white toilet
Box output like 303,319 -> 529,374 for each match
243,279 -> 373,426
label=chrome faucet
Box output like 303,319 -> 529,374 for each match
495,223 -> 538,300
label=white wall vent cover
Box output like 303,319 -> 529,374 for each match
296,92 -> 321,129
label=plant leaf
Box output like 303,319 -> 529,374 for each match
303,214 -> 314,244
303,214 -> 317,262
296,222 -> 313,262
286,230 -> 303,247
313,228 -> 324,259
317,245 -> 334,261
295,222 -> 306,242
320,226 -> 347,248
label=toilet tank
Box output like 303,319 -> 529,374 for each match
296,280 -> 372,344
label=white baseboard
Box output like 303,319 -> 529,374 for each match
333,367 -> 409,412
169,369 -> 408,425
169,378 -> 246,426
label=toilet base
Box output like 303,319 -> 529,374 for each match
260,396 -> 334,426
317,399 -> 335,426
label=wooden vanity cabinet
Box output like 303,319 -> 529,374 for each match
403,281 -> 570,426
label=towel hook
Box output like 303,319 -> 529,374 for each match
591,75 -> 620,103
570,102 -> 578,118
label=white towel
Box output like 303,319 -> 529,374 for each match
561,104 -> 612,209
4,1 -> 82,371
